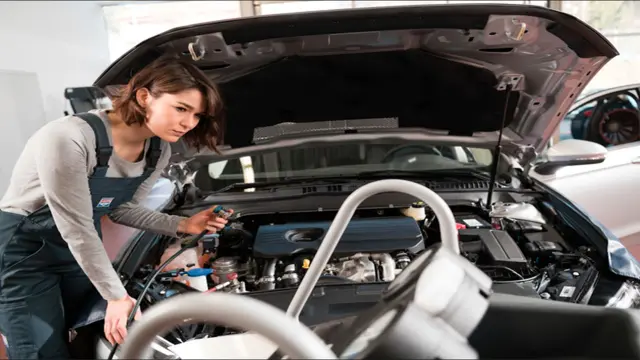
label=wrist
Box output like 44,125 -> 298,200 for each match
108,294 -> 129,303
177,218 -> 190,234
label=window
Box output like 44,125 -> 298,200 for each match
102,1 -> 242,61
446,0 -> 546,4
259,0 -> 547,15
561,1 -> 640,94
259,1 -> 353,15
353,1 -> 446,8
559,89 -> 640,147
196,141 -> 493,192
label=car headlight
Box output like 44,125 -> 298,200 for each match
605,281 -> 640,308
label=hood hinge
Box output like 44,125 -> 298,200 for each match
496,73 -> 524,91
517,145 -> 538,167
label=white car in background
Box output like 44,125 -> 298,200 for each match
530,83 -> 640,248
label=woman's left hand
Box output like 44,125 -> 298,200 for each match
178,206 -> 234,235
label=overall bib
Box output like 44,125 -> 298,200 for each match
0,113 -> 161,359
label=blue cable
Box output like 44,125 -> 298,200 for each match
182,268 -> 214,277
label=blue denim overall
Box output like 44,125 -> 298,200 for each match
0,112 -> 161,359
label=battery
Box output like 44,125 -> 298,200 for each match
454,214 -> 491,229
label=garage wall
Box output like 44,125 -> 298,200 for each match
561,1 -> 640,94
0,1 -> 110,195
257,0 -> 548,15
103,1 -> 243,61
0,1 -> 111,122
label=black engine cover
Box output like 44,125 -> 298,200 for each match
253,216 -> 425,258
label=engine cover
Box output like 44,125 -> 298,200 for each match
253,216 -> 425,258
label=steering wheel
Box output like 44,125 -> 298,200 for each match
119,292 -> 337,359
591,108 -> 640,145
381,144 -> 443,163
585,91 -> 640,146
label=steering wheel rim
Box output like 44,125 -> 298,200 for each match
119,292 -> 337,359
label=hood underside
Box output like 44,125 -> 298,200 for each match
94,4 -> 617,158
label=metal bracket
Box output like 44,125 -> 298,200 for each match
188,36 -> 206,61
496,74 -> 524,91
518,145 -> 538,166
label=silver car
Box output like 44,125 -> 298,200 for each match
531,83 -> 640,251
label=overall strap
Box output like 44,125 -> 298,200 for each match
145,136 -> 162,172
74,112 -> 112,176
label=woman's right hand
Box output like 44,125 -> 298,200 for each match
104,295 -> 142,345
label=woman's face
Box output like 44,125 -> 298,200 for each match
138,88 -> 204,142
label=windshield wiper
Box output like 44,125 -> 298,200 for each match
354,168 -> 491,181
208,177 -> 354,194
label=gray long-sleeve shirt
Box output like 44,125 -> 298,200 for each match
0,110 -> 187,301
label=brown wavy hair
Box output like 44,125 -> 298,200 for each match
110,55 -> 224,153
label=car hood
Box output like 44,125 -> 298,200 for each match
94,4 -> 617,163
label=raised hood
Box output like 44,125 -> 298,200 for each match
94,4 -> 617,159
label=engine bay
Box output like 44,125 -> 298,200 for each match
126,197 -> 602,318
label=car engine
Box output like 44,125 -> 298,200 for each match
102,196 -> 611,353
177,215 -> 423,295
130,199 -> 599,309
248,215 -> 424,288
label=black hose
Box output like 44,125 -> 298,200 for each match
107,229 -> 211,359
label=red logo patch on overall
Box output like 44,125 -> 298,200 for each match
96,197 -> 114,208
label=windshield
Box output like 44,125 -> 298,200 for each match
194,141 -> 493,192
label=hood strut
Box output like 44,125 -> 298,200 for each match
485,83 -> 513,210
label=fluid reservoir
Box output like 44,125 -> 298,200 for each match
159,242 -> 209,292
401,201 -> 427,221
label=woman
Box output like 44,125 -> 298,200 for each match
0,55 -> 229,359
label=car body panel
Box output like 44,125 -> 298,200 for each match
531,83 -> 640,253
532,141 -> 640,249
533,178 -> 640,280
93,4 -> 616,157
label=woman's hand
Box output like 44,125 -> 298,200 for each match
177,206 -> 234,235
104,295 -> 141,345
